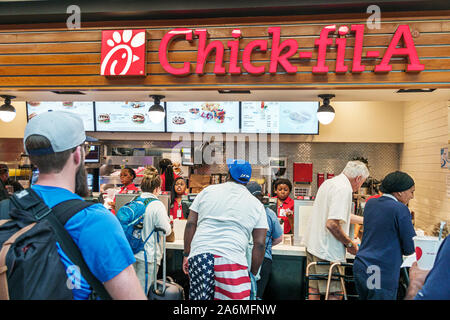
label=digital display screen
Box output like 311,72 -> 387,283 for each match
166,101 -> 239,133
85,145 -> 100,163
26,101 -> 95,131
241,101 -> 319,134
95,101 -> 165,132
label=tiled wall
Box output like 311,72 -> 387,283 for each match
196,141 -> 401,195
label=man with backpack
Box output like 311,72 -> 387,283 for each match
0,111 -> 146,300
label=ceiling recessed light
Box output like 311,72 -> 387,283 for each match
218,89 -> 251,94
52,90 -> 86,95
396,88 -> 436,93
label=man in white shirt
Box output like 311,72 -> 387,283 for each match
304,160 -> 369,300
182,159 -> 268,300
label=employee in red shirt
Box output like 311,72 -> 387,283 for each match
273,178 -> 295,234
169,177 -> 188,220
110,167 -> 139,214
159,158 -> 180,192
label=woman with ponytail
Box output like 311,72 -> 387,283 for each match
159,158 -> 180,192
133,166 -> 172,295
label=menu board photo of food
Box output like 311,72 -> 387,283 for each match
26,101 -> 95,131
241,101 -> 319,134
166,101 -> 239,133
95,101 -> 165,132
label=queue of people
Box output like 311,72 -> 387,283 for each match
0,110 -> 447,301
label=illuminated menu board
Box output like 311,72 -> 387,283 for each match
95,101 -> 165,132
26,101 -> 95,131
241,101 -> 319,134
166,101 -> 239,133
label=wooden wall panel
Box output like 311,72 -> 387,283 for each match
0,14 -> 449,90
400,100 -> 450,235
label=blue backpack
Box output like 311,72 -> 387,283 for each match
116,196 -> 159,254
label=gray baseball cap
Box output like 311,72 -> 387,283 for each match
24,111 -> 86,155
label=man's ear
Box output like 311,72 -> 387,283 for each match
73,146 -> 82,166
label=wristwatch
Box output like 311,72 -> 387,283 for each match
345,241 -> 354,248
182,251 -> 190,257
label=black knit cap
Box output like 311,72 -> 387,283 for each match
380,171 -> 415,194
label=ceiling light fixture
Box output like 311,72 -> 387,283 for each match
0,95 -> 17,123
148,95 -> 166,124
317,94 -> 336,125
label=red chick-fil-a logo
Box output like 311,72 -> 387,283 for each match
100,29 -> 146,76
157,24 -> 424,76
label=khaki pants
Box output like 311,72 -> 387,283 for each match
133,260 -> 160,295
306,251 -> 344,295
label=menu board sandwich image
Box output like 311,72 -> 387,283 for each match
166,101 -> 239,133
95,101 -> 165,132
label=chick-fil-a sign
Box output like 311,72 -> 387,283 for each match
101,24 -> 424,77
158,24 -> 424,75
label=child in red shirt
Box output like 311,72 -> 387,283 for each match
273,178 -> 294,234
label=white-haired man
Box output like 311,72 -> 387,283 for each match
304,160 -> 369,300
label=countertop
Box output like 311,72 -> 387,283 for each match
166,239 -> 355,259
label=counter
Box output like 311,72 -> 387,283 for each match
164,239 -> 355,300
167,239 -> 354,259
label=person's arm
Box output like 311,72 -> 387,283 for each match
103,264 -> 147,300
154,202 -> 172,235
326,219 -> 358,255
404,262 -> 430,300
250,228 -> 267,276
398,209 -> 416,256
182,210 -> 198,274
271,210 -> 284,247
350,214 -> 363,225
272,236 -> 283,246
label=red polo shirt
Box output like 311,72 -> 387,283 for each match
160,172 -> 180,192
170,199 -> 186,220
276,196 -> 295,234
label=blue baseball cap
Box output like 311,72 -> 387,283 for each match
246,181 -> 262,196
227,159 -> 252,184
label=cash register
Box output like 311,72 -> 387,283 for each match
179,193 -> 198,219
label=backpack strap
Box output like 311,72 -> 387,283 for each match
0,222 -> 37,300
48,199 -> 112,300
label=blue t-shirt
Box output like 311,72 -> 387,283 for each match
415,235 -> 450,300
31,185 -> 135,300
354,195 -> 416,290
264,207 -> 283,260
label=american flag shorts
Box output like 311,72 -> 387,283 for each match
188,253 -> 251,300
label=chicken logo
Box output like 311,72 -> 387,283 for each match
100,29 -> 146,76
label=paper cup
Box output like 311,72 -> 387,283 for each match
413,236 -> 441,270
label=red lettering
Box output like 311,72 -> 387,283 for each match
227,29 -> 242,75
335,26 -> 349,73
195,29 -> 226,75
313,25 -> 336,74
374,25 -> 425,72
159,28 -> 193,76
242,40 -> 267,75
268,27 -> 298,74
351,24 -> 366,73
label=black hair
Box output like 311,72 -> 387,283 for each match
122,167 -> 136,180
273,178 -> 292,192
170,176 -> 187,207
159,158 -> 174,191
